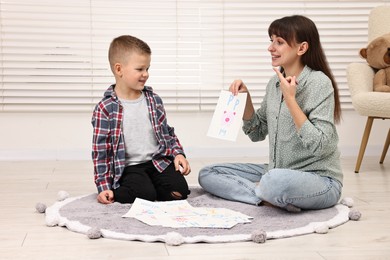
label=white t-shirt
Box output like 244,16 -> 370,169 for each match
119,93 -> 159,166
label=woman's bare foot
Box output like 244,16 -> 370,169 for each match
259,201 -> 301,212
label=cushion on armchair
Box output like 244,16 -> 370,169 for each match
347,62 -> 390,118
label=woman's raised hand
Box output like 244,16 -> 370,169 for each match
273,67 -> 297,101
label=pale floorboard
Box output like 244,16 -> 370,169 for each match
0,156 -> 389,260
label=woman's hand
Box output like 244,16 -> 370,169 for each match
229,79 -> 249,96
229,79 -> 254,120
273,67 -> 306,130
273,67 -> 297,101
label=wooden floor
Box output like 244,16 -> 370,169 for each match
1,156 -> 389,260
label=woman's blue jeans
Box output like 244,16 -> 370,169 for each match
198,163 -> 342,210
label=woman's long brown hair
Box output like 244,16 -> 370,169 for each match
268,15 -> 341,124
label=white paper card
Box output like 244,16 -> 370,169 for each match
207,90 -> 247,141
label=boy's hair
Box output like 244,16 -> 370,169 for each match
268,15 -> 341,124
108,35 -> 151,73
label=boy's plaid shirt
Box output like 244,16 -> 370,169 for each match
91,85 -> 185,193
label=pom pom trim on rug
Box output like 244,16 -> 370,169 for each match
349,209 -> 362,221
251,230 -> 267,243
165,232 -> 185,246
35,202 -> 47,213
340,197 -> 354,208
57,190 -> 70,201
87,227 -> 102,239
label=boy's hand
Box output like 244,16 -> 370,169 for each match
97,190 -> 114,204
174,154 -> 191,176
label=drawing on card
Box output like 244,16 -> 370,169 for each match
207,90 -> 247,141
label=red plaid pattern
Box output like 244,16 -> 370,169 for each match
92,85 -> 185,193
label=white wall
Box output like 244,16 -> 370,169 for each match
0,110 -> 388,161
1,1 -> 389,162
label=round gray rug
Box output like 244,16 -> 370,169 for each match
44,187 -> 352,244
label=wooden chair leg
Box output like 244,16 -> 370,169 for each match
380,128 -> 390,164
355,117 -> 374,173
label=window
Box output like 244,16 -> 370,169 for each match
0,0 -> 387,112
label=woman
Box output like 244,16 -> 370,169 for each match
198,15 -> 343,211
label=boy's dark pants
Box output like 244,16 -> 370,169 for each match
113,160 -> 190,203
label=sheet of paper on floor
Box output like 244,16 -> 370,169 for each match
122,198 -> 253,228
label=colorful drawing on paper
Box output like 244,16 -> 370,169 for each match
207,90 -> 247,141
122,198 -> 252,229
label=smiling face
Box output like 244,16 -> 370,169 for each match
268,35 -> 300,68
114,51 -> 151,99
268,34 -> 308,77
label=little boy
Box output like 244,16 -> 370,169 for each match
92,35 -> 191,204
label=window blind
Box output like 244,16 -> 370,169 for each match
0,0 -> 388,112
